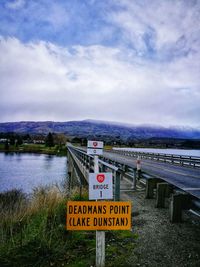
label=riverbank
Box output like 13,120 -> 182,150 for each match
1,185 -> 200,266
0,144 -> 67,156
0,187 -> 137,267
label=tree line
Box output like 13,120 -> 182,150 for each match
0,132 -> 68,150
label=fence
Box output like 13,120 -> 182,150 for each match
111,149 -> 200,168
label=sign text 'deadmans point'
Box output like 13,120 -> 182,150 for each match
66,201 -> 131,230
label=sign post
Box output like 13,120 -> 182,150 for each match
87,140 -> 106,267
66,141 -> 131,267
94,153 -> 105,267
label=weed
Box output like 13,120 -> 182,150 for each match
0,187 -> 137,267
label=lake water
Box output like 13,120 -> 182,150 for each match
0,153 -> 68,193
113,148 -> 200,157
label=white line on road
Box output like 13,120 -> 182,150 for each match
182,188 -> 200,191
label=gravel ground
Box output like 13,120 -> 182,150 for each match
120,180 -> 200,267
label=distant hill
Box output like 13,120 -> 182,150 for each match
0,120 -> 200,140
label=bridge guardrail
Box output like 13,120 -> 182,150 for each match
67,144 -> 200,221
67,145 -> 121,200
68,145 -> 118,172
111,149 -> 200,168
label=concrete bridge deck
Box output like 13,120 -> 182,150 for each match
67,144 -> 200,222
103,151 -> 200,199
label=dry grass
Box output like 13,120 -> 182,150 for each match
0,189 -> 27,227
0,185 -> 64,224
0,185 -> 136,267
29,185 -> 64,215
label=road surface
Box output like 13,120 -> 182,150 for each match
103,151 -> 200,199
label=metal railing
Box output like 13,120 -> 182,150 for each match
67,144 -> 200,219
67,145 -> 122,200
111,149 -> 200,168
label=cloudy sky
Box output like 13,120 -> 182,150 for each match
0,0 -> 200,127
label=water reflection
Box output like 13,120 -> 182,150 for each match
43,154 -> 54,170
16,153 -> 22,162
0,153 -> 68,193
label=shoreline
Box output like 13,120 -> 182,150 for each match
0,145 -> 67,156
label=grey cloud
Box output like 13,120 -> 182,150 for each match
0,36 -> 200,127
6,0 -> 25,10
108,0 -> 200,61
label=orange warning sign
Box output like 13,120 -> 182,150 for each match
66,201 -> 132,231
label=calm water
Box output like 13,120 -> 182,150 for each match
114,148 -> 200,157
0,153 -> 67,193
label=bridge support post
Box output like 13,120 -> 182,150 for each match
145,178 -> 156,199
67,171 -> 72,192
67,153 -> 73,192
155,183 -> 169,208
169,193 -> 190,223
145,178 -> 163,199
71,166 -> 76,188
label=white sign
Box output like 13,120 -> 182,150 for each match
87,140 -> 103,149
87,148 -> 103,155
89,173 -> 113,200
87,140 -> 104,155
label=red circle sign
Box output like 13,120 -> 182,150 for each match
97,174 -> 105,183
93,141 -> 98,147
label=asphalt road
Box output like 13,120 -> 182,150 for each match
103,151 -> 200,199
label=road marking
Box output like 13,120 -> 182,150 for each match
182,188 -> 200,191
140,162 -> 200,179
105,153 -> 200,179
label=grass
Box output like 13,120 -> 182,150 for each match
0,186 -> 136,267
0,144 -> 67,156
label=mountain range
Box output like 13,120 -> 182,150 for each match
0,120 -> 200,140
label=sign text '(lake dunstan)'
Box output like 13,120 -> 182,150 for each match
66,201 -> 132,231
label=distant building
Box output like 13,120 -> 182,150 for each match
0,138 -> 9,144
33,140 -> 45,144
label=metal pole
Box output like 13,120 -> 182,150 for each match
136,156 -> 141,180
114,171 -> 120,201
95,155 -> 105,267
131,170 -> 137,189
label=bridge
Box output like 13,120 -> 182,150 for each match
67,144 -> 200,222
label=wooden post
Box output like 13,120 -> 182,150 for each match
145,178 -> 163,199
94,155 -> 98,173
145,178 -> 155,199
169,193 -> 190,223
96,231 -> 105,267
155,183 -> 169,208
169,193 -> 183,223
95,155 -> 105,267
